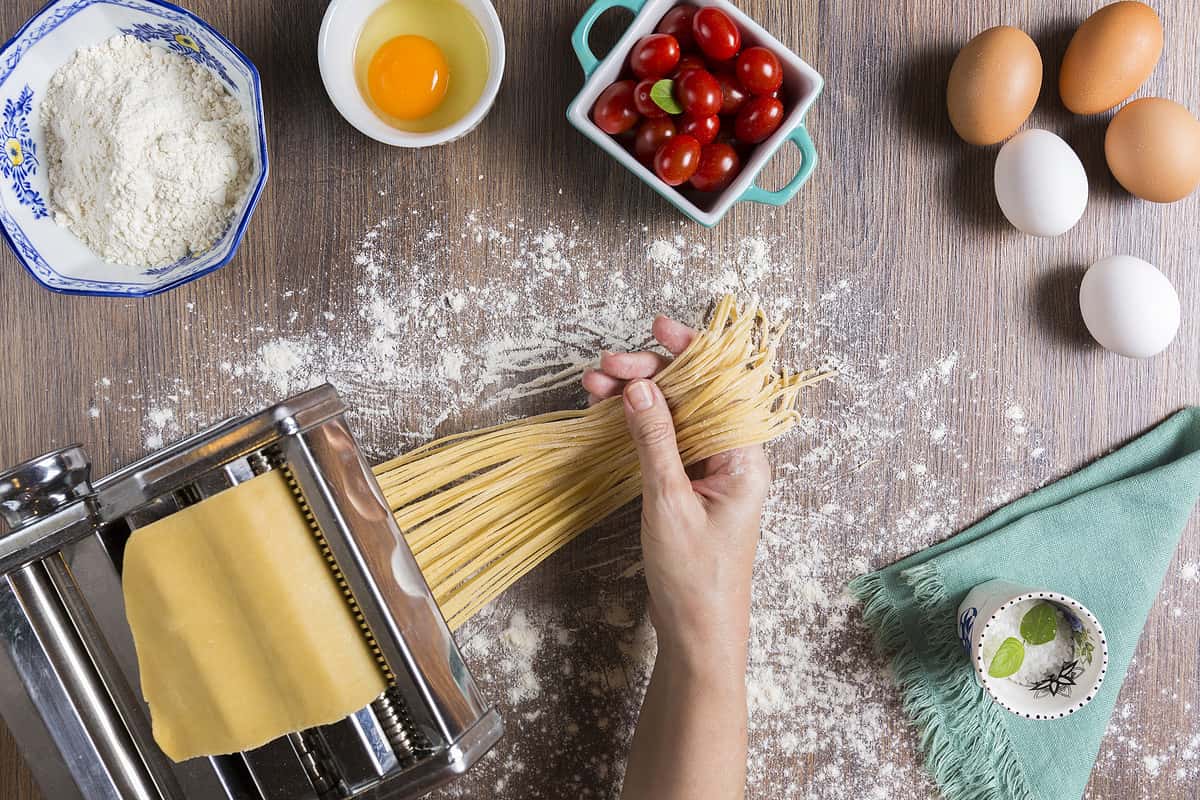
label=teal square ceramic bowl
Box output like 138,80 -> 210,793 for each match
566,0 -> 823,227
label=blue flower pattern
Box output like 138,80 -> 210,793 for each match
1,86 -> 47,219
958,607 -> 977,654
140,249 -> 209,277
119,21 -> 234,87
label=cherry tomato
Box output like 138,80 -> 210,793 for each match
716,72 -> 748,115
634,117 -> 677,163
736,46 -> 783,95
629,33 -> 680,80
592,80 -> 640,134
654,134 -> 702,186
656,5 -> 697,51
676,69 -> 722,117
692,7 -> 741,62
633,79 -> 668,118
680,113 -> 719,145
734,95 -> 784,143
593,80 -> 641,135
673,54 -> 706,78
690,142 -> 741,192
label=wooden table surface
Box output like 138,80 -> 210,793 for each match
2,1 -> 1199,798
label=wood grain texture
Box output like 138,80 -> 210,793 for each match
0,1 -> 1197,798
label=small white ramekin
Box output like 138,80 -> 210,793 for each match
957,580 -> 1108,721
318,0 -> 505,147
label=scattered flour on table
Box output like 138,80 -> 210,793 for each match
43,35 -> 252,267
499,610 -> 542,706
647,239 -> 682,271
1098,701 -> 1200,787
256,339 -> 312,395
81,205 -> 1198,799
142,406 -> 177,450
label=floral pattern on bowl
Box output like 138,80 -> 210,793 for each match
1,86 -> 48,220
0,0 -> 269,297
120,20 -> 233,86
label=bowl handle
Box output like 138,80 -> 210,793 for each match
571,0 -> 649,79
739,125 -> 818,207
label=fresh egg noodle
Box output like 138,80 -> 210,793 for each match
373,296 -> 829,629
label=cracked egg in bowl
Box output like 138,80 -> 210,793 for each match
319,0 -> 506,147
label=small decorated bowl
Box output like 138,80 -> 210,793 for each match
566,0 -> 823,227
0,0 -> 269,297
957,580 -> 1108,721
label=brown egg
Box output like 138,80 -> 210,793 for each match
1105,98 -> 1200,203
947,26 -> 1042,146
1060,1 -> 1163,115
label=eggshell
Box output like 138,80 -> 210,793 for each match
1105,98 -> 1200,203
1079,255 -> 1180,358
947,26 -> 1042,145
994,130 -> 1088,237
1059,1 -> 1163,115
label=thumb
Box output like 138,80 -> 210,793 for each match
622,379 -> 689,501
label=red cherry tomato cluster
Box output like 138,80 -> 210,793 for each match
590,4 -> 788,195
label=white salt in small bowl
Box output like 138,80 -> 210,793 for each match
0,0 -> 269,297
957,580 -> 1108,721
318,0 -> 506,147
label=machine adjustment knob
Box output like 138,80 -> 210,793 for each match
0,445 -> 93,531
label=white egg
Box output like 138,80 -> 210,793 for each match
994,130 -> 1089,237
1079,256 -> 1180,358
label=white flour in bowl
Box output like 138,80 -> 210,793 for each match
42,35 -> 252,268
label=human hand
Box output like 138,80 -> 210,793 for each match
582,316 -> 770,669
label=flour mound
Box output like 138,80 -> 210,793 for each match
43,35 -> 253,268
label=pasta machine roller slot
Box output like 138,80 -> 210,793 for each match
0,384 -> 502,800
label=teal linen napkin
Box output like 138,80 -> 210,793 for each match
849,408 -> 1200,800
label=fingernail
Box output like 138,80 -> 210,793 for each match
626,380 -> 655,411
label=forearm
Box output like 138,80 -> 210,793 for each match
619,637 -> 749,800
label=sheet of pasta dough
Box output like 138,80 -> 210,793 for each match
122,471 -> 388,761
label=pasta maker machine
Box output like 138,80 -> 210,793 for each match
0,384 -> 503,800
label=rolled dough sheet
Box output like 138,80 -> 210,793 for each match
122,471 -> 388,761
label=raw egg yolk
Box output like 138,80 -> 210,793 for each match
367,35 -> 449,121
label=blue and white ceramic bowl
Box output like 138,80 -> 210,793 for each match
957,580 -> 1108,721
0,0 -> 268,297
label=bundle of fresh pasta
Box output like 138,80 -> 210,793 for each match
374,296 -> 827,629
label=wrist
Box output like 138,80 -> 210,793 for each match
649,584 -> 752,662
655,622 -> 749,684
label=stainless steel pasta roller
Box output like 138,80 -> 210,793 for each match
0,383 -> 502,800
